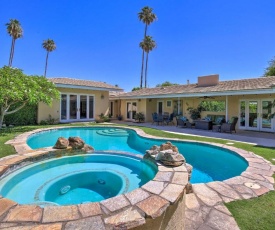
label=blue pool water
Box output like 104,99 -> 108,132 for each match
27,127 -> 248,183
0,153 -> 157,205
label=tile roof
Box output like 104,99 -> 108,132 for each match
49,77 -> 122,91
114,76 -> 275,98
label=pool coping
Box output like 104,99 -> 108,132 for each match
1,125 -> 275,229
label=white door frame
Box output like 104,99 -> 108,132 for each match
126,101 -> 138,120
60,93 -> 95,122
239,99 -> 274,132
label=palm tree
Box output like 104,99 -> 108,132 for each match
6,19 -> 23,67
139,36 -> 156,88
42,39 -> 56,77
138,6 -> 157,88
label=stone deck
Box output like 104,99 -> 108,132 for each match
1,125 -> 275,229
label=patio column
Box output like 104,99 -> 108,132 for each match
226,95 -> 228,121
178,97 -> 180,115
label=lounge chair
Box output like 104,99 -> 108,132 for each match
221,117 -> 238,133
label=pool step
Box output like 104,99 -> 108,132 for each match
96,129 -> 129,137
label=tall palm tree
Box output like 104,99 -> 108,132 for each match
138,6 -> 157,88
139,36 -> 156,88
42,39 -> 56,77
6,19 -> 23,67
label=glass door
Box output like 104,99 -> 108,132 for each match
126,102 -> 137,120
247,101 -> 259,130
60,94 -> 94,122
79,95 -> 87,119
260,100 -> 273,131
70,95 -> 77,120
239,100 -> 246,128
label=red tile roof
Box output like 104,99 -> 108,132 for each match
49,78 -> 122,91
113,76 -> 275,98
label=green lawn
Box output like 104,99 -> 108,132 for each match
0,124 -> 274,229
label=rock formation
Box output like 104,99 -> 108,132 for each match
53,136 -> 94,152
68,137 -> 85,149
53,137 -> 69,149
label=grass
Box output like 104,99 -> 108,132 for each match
0,123 -> 274,229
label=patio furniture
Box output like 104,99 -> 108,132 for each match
212,117 -> 226,132
186,121 -> 195,128
194,120 -> 213,130
221,117 -> 238,133
152,113 -> 164,125
176,116 -> 188,127
164,113 -> 175,125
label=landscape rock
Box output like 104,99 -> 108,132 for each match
53,137 -> 69,149
156,149 -> 185,166
160,141 -> 179,153
82,144 -> 94,152
186,163 -> 193,181
68,137 -> 85,149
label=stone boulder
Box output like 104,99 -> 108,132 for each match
160,141 -> 179,153
68,137 -> 85,149
145,145 -> 160,158
156,149 -> 185,166
53,137 -> 69,149
82,144 -> 94,152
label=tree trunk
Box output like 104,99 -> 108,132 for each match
9,38 -> 15,67
44,51 -> 49,77
145,52 -> 149,88
140,24 -> 148,89
0,106 -> 6,127
140,50 -> 144,88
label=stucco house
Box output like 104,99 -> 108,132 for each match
110,75 -> 275,132
38,78 -> 122,123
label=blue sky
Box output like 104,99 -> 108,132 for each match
1,0 -> 275,91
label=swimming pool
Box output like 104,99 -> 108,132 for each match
0,153 -> 157,205
27,127 -> 248,183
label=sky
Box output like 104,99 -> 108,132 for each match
1,0 -> 275,92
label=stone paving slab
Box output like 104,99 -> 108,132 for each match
4,205 -> 42,223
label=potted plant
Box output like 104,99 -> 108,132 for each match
134,112 -> 145,123
117,114 -> 123,121
187,105 -> 203,120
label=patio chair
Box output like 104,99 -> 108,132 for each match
176,116 -> 188,127
212,117 -> 226,132
152,113 -> 164,125
221,117 -> 238,133
164,113 -> 174,125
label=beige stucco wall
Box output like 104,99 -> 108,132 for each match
116,93 -> 275,125
37,88 -> 110,123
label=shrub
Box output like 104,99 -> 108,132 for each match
4,103 -> 37,126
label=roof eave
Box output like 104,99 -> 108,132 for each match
113,88 -> 275,99
55,83 -> 123,92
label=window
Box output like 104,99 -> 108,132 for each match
166,100 -> 172,107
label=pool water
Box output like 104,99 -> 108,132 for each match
27,127 -> 248,183
0,153 -> 157,205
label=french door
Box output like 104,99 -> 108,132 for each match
239,99 -> 274,132
126,102 -> 137,120
60,94 -> 94,122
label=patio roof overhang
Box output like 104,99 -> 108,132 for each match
114,88 -> 275,100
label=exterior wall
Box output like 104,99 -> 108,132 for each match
37,88 -> 110,123
134,193 -> 185,230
